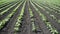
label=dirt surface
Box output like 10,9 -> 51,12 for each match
32,1 -> 60,34
0,1 -> 18,12
0,1 -> 21,20
0,0 -> 60,34
29,1 -> 51,34
0,1 -> 24,34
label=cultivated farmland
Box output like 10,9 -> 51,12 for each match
0,0 -> 60,34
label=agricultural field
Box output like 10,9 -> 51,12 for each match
0,0 -> 60,34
